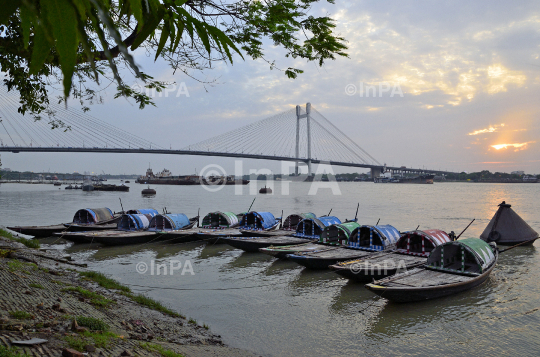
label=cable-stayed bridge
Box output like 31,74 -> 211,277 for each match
0,88 -> 453,177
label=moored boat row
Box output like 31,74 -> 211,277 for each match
5,201 -> 538,303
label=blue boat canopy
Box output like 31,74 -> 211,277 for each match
239,211 -> 277,230
201,211 -> 240,228
295,216 -> 341,239
282,213 -> 317,231
72,208 -> 113,224
426,238 -> 497,275
149,214 -> 191,231
343,224 -> 401,251
117,214 -> 152,230
126,208 -> 159,217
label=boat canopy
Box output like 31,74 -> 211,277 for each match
201,211 -> 240,228
320,221 -> 361,245
396,229 -> 452,257
117,214 -> 151,230
239,211 -> 277,230
343,225 -> 401,251
426,238 -> 496,275
282,213 -> 317,231
126,209 -> 159,217
480,201 -> 538,244
72,208 -> 113,224
148,214 -> 191,231
295,216 -> 341,238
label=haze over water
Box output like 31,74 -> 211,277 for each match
2,181 -> 540,356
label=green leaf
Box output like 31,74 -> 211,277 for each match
41,0 -> 79,97
0,0 -> 21,25
154,22 -> 170,60
128,0 -> 143,24
19,4 -> 32,49
130,8 -> 164,50
29,23 -> 52,75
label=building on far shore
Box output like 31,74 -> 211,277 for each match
511,170 -> 525,175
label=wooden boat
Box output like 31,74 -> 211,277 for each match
259,220 -> 356,258
237,211 -> 281,235
89,231 -> 160,246
144,213 -> 199,244
287,224 -> 401,269
8,207 -> 120,238
240,212 -> 317,237
365,238 -> 498,302
480,201 -> 538,245
329,229 -> 452,282
7,224 -> 70,238
259,186 -> 272,194
57,210 -> 160,243
226,215 -> 341,252
194,211 -> 243,241
221,236 -> 313,252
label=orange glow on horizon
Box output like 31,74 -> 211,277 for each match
491,141 -> 536,151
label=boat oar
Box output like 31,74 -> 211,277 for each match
119,198 -> 125,214
455,218 -> 475,240
248,197 -> 256,212
328,208 -> 333,216
197,208 -> 200,228
498,237 -> 539,253
280,210 -> 284,229
354,203 -> 360,222
376,218 -> 380,225
415,225 -> 420,231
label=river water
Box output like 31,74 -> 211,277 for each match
1,181 -> 539,356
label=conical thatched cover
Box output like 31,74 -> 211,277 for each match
480,201 -> 538,245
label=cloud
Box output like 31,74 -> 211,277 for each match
491,141 -> 536,151
468,123 -> 505,135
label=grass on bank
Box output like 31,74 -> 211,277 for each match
79,271 -> 183,318
8,311 -> 34,320
139,342 -> 185,357
0,228 -> 40,249
61,286 -> 114,307
65,330 -> 117,351
0,345 -> 31,357
28,283 -> 44,289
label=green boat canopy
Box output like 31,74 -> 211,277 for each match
426,238 -> 497,275
201,211 -> 240,228
320,222 -> 361,245
282,213 -> 317,231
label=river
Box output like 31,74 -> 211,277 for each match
1,180 -> 539,356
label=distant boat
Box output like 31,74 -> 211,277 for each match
53,182 -> 61,186
125,180 -> 130,183
259,186 -> 272,194
142,186 -> 156,195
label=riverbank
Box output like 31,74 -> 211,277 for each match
0,235 -> 258,357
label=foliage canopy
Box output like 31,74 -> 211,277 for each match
0,0 -> 348,125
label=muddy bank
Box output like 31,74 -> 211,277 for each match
0,236 -> 258,357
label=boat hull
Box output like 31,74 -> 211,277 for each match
91,231 -> 160,246
287,247 -> 373,270
329,252 -> 426,282
222,236 -> 312,252
259,242 -> 323,259
365,254 -> 498,303
7,224 -> 67,238
240,229 -> 296,237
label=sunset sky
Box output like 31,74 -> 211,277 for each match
1,0 -> 539,176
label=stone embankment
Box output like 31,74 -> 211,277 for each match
0,236 -> 257,357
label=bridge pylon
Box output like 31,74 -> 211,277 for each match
295,102 -> 313,176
